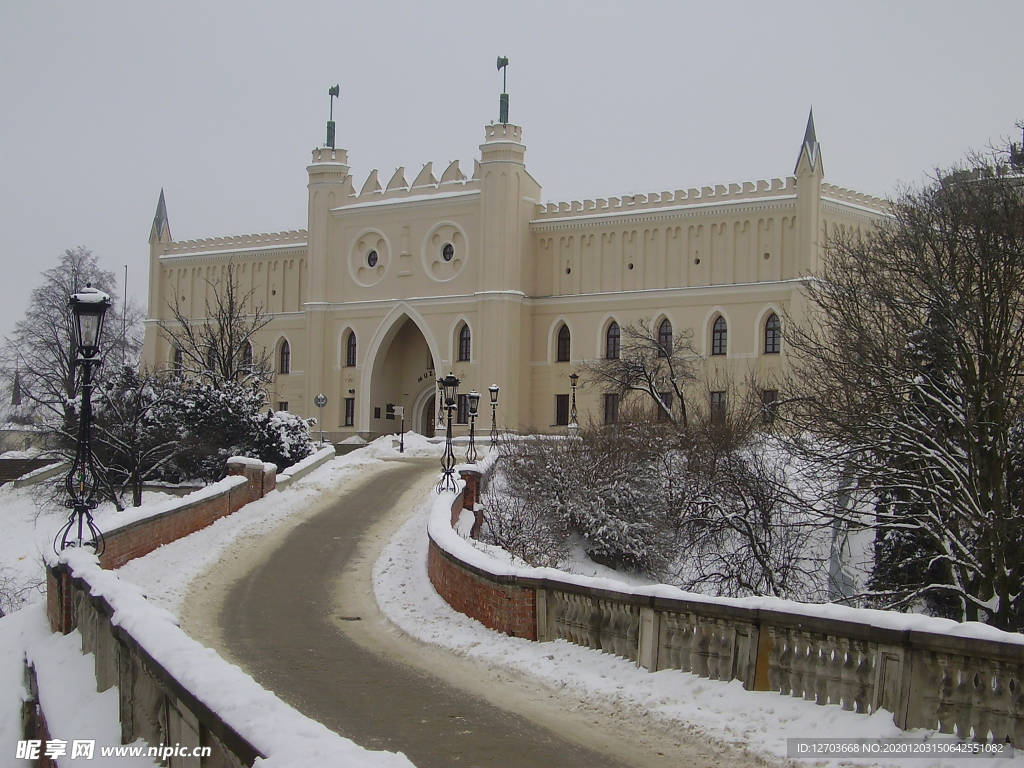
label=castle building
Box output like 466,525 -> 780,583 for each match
141,108 -> 886,441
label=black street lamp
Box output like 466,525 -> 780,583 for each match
465,391 -> 481,463
568,372 -> 580,437
56,286 -> 111,555
488,384 -> 500,444
436,373 -> 460,493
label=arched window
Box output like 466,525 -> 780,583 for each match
556,324 -> 571,362
711,316 -> 728,356
345,331 -> 357,367
172,347 -> 183,375
241,341 -> 253,370
206,345 -> 218,372
458,324 -> 471,362
657,318 -> 673,358
605,321 -> 620,359
764,313 -> 781,354
279,339 -> 291,374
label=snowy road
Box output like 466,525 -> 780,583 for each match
182,455 -> 774,768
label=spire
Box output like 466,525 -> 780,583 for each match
794,108 -> 822,175
149,189 -> 170,243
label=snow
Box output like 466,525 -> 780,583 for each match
3,433 -> 1022,767
378,468 -> 1023,767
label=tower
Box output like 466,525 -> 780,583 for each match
141,190 -> 173,369
794,109 -> 825,275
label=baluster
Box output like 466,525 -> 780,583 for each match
678,614 -> 695,673
552,592 -> 568,642
952,657 -> 974,741
972,661 -> 992,743
803,635 -> 821,702
987,662 -> 1010,746
587,597 -> 602,649
599,601 -> 614,653
774,628 -> 792,695
562,594 -> 579,644
717,621 -> 736,682
838,638 -> 857,711
936,654 -> 956,734
626,607 -> 639,663
691,621 -> 709,678
1010,673 -> 1024,749
854,640 -> 873,714
662,614 -> 680,670
918,651 -> 942,730
825,636 -> 843,706
813,636 -> 831,705
706,624 -> 721,681
790,630 -> 807,699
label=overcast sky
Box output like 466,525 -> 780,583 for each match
1,1 -> 1022,345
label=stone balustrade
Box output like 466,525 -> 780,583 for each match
430,474 -> 1024,747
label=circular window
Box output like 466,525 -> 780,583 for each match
367,250 -> 378,268
442,243 -> 454,262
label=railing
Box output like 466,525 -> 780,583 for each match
429,480 -> 1024,746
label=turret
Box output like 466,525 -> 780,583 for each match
794,109 -> 825,274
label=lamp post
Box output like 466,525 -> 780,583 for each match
465,391 -> 481,463
488,384 -> 499,444
436,373 -> 460,493
568,372 -> 580,437
394,405 -> 405,454
55,286 -> 111,555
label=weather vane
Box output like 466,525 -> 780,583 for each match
497,56 -> 509,125
326,84 -> 340,149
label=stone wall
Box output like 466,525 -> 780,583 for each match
429,478 -> 1024,745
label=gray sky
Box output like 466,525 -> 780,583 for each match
1,1 -> 1022,345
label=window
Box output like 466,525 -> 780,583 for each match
442,243 -> 455,262
606,321 -> 620,359
555,394 -> 570,426
345,331 -> 357,367
764,313 -> 781,354
279,339 -> 291,374
657,391 -> 673,422
172,347 -> 183,375
604,393 -> 619,424
241,342 -> 253,372
278,401 -> 289,412
761,389 -> 779,424
658,318 -> 672,358
458,324 -> 471,362
556,324 -> 571,362
206,346 -> 218,372
366,250 -> 378,268
711,316 -> 728,356
456,394 -> 469,424
710,390 -> 727,425
344,397 -> 355,427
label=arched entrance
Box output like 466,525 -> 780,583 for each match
367,315 -> 437,439
420,395 -> 436,438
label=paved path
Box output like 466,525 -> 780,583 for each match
218,459 -> 640,768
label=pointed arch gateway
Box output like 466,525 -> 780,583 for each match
361,304 -> 442,438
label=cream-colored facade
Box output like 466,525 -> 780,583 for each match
142,112 -> 886,440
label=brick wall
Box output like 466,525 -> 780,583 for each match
427,539 -> 537,640
49,461 -> 276,632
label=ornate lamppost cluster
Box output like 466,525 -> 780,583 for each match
435,375 -> 501,493
55,286 -> 111,555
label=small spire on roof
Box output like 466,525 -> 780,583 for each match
150,189 -> 170,243
794,108 -> 822,174
802,108 -> 817,148
11,366 -> 22,407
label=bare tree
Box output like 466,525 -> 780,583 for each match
0,247 -> 142,425
784,154 -> 1024,628
582,319 -> 699,426
158,262 -> 272,387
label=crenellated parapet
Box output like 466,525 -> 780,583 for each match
534,177 -> 799,220
159,229 -> 308,258
337,159 -> 481,209
820,182 -> 890,214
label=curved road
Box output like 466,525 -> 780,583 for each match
219,458 -> 635,767
207,458 -> 772,768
